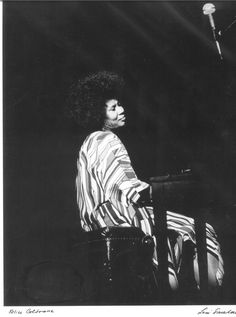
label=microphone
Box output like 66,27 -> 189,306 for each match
202,3 -> 223,60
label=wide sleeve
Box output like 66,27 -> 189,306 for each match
97,132 -> 149,207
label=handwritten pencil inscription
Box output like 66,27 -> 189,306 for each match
198,307 -> 236,315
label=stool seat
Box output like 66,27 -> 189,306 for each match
77,226 -> 157,304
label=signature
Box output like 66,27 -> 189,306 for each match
198,307 -> 236,315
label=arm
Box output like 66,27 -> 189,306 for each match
98,132 -> 149,207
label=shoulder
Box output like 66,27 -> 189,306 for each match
81,130 -> 120,151
90,130 -> 121,144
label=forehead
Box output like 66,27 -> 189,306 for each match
106,99 -> 118,108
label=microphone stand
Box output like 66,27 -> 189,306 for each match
212,16 -> 236,60
211,27 -> 223,60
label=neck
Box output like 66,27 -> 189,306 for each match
102,120 -> 113,131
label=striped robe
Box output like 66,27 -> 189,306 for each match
76,130 -> 224,288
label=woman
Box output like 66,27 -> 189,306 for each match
69,71 -> 224,290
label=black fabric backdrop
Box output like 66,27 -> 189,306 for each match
4,1 -> 236,304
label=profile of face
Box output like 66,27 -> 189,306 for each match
103,99 -> 126,130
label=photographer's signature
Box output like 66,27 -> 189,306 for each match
198,307 -> 236,315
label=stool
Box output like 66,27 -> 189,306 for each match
77,226 -> 157,304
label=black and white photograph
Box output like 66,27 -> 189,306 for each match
3,0 -> 236,311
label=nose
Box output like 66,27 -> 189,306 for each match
118,104 -> 124,114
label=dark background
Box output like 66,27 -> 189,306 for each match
4,0 -> 236,305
